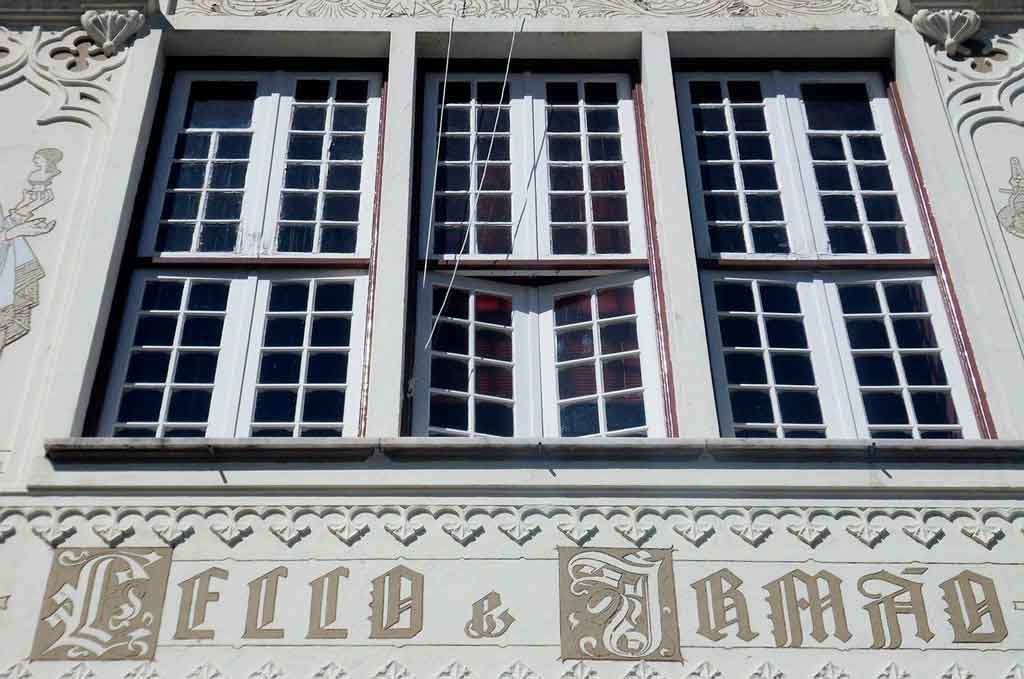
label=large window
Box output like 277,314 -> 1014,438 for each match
419,74 -> 646,259
677,72 -> 924,258
411,273 -> 665,437
679,72 -> 979,439
141,72 -> 382,257
97,69 -> 381,438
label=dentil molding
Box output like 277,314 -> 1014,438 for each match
0,502 -> 1022,550
0,9 -> 145,127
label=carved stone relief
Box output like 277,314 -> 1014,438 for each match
0,147 -> 62,359
0,11 -> 144,128
174,0 -> 878,19
3,503 -> 1024,551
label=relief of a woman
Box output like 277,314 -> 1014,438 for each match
0,147 -> 62,356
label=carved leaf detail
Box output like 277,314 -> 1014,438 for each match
786,518 -> 830,547
0,663 -> 31,679
497,513 -> 541,545
312,664 -> 347,679
687,663 -> 723,679
186,664 -> 226,679
384,514 -> 426,546
1004,665 -> 1024,679
847,519 -> 887,547
961,520 -> 1004,549
250,663 -> 285,679
498,662 -> 539,679
903,522 -> 944,548
813,663 -> 850,679
31,517 -> 75,547
91,513 -> 135,547
940,665 -> 973,679
125,664 -> 160,679
436,663 -> 472,679
326,514 -> 370,546
58,665 -> 95,679
749,662 -> 785,679
150,514 -> 194,547
672,517 -> 715,546
876,663 -> 909,679
374,662 -> 412,679
0,521 -> 15,544
623,663 -> 662,679
561,662 -> 598,679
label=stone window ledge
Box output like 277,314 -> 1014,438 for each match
45,437 -> 1024,465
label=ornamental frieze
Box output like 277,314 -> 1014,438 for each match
174,0 -> 878,19
1,503 -> 1022,550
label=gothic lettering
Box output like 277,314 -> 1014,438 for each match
763,569 -> 852,648
308,566 -> 350,640
691,568 -> 758,642
940,570 -> 1008,643
174,566 -> 228,641
465,591 -> 515,638
369,565 -> 424,639
245,566 -> 288,639
857,570 -> 935,649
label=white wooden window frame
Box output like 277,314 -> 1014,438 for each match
676,71 -> 927,260
411,273 -> 664,437
823,272 -> 978,439
538,272 -> 666,437
412,274 -> 537,436
235,272 -> 368,436
701,270 -> 978,439
419,73 -> 646,261
139,71 -> 382,259
100,270 -> 368,437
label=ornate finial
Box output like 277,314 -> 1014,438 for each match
81,10 -> 146,57
912,8 -> 981,57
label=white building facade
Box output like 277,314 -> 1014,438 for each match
2,0 -> 1024,677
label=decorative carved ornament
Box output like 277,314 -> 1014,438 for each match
0,502 -> 1023,550
0,10 -> 144,127
174,0 -> 878,19
912,8 -> 981,57
2,662 -> 1024,679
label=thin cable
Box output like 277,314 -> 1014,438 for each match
424,16 -> 526,351
421,16 -> 457,292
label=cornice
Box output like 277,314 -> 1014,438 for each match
0,1 -> 150,28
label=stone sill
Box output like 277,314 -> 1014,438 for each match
45,436 -> 1024,465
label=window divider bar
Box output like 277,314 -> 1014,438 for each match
132,257 -> 372,270
698,257 -> 936,271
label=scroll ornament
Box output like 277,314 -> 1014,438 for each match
0,10 -> 145,127
912,8 -> 981,57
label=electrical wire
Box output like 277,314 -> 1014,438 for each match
423,16 -> 527,350
420,16 -> 457,292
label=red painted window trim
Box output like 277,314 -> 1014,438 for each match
888,81 -> 997,438
633,83 -> 681,437
358,80 -> 389,437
